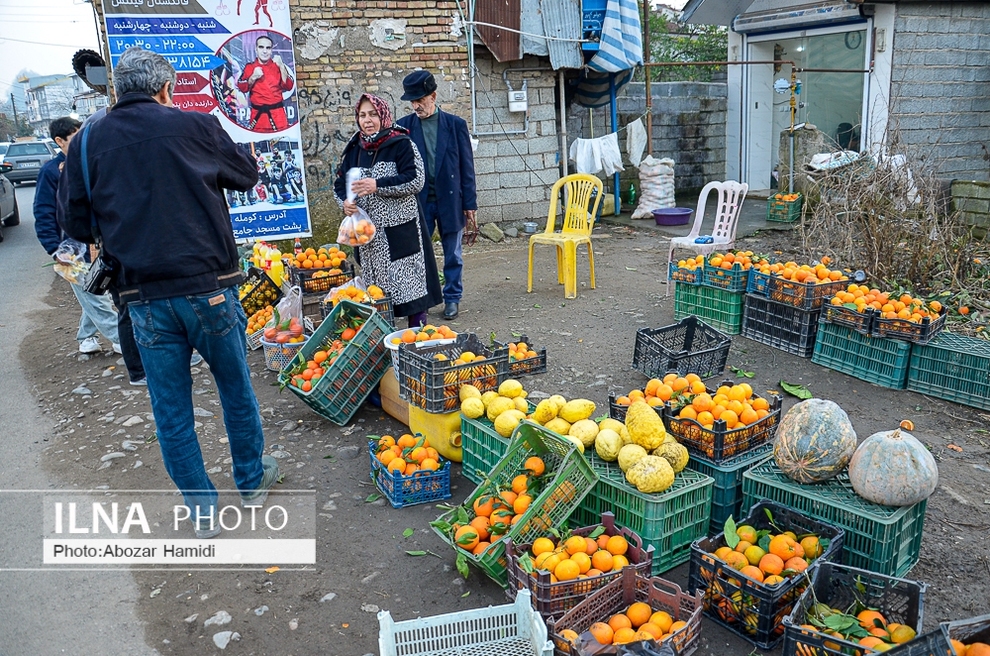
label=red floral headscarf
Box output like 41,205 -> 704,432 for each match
355,93 -> 408,151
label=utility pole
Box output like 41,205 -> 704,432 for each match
10,93 -> 19,130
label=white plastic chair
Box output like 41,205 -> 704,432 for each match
665,180 -> 749,295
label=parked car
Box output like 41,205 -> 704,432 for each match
0,142 -> 11,161
2,141 -> 55,184
0,161 -> 21,242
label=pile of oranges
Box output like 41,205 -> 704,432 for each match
392,325 -> 457,345
829,285 -> 943,323
798,608 -> 923,654
523,531 -> 634,583
328,284 -> 385,306
375,434 -> 444,477
710,523 -> 824,586
674,254 -> 704,272
450,457 -> 546,554
615,375 -> 771,431
615,373 -> 707,408
290,246 -> 347,270
774,192 -> 801,202
246,305 -> 274,335
557,601 -> 688,648
754,257 -> 848,285
951,640 -> 990,656
707,250 -> 759,271
508,341 -> 539,362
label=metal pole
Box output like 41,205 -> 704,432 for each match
788,67 -> 796,194
10,93 -> 19,131
642,0 -> 652,155
609,73 -> 619,215
558,70 -> 568,179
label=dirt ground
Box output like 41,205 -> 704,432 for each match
24,220 -> 990,655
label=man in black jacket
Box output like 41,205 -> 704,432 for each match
62,47 -> 279,538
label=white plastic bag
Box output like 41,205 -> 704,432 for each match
337,168 -> 377,247
53,239 -> 91,284
263,285 -> 305,342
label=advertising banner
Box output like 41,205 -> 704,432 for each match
102,0 -> 311,240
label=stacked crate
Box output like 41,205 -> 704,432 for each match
671,261 -> 747,335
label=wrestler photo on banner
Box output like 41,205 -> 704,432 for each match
226,139 -> 306,210
210,30 -> 299,133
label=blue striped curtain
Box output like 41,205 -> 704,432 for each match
573,0 -> 642,108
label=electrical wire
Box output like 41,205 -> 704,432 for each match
466,21 -> 590,44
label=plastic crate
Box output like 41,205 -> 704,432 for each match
782,562 -> 928,656
301,292 -> 325,329
685,444 -> 774,536
499,334 -> 548,378
812,320 -> 912,390
278,300 -> 391,425
568,455 -> 713,575
432,422 -> 599,587
323,295 -> 395,330
872,306 -> 947,345
368,439 -> 451,508
766,193 -> 803,223
821,302 -> 874,335
908,332 -> 990,411
668,261 -> 703,285
260,337 -> 307,372
673,283 -> 744,335
239,267 -> 283,316
459,401 -> 536,486
547,569 -> 703,656
942,614 -> 990,654
704,262 -> 750,292
607,391 -> 664,423
398,333 -> 510,413
246,327 -> 265,351
504,511 -> 655,619
288,260 -> 354,294
662,380 -> 783,463
746,268 -> 773,297
742,294 -> 821,358
378,588 -> 553,656
742,460 -> 928,577
767,277 -> 847,311
687,500 -> 845,650
633,316 -> 732,380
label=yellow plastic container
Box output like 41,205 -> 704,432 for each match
408,406 -> 462,462
378,369 -> 409,427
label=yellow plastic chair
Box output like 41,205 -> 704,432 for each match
527,173 -> 604,299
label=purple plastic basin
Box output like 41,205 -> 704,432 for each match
653,207 -> 693,226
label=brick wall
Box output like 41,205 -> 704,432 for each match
889,3 -> 990,181
566,81 -> 727,197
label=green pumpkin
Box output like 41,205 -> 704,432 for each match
847,428 -> 938,506
773,398 -> 857,484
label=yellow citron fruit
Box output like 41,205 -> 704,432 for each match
460,397 -> 485,419
480,391 -> 499,408
532,399 -> 558,425
559,399 -> 596,423
486,396 -> 516,421
512,396 -> 530,413
459,384 -> 482,402
498,379 -> 524,398
548,394 -> 567,413
544,417 -> 572,435
494,409 -> 526,437
563,434 -> 585,453
568,419 -> 600,448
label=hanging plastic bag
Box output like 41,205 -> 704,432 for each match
52,239 -> 91,284
262,285 -> 304,342
337,167 -> 377,247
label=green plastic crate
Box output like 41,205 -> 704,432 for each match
907,332 -> 990,411
811,320 -> 911,389
766,193 -> 803,223
568,454 -> 714,575
459,400 -> 536,485
742,460 -> 927,578
279,300 -> 391,425
432,421 -> 598,588
686,443 -> 774,536
674,283 -> 744,335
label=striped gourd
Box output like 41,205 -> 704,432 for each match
773,398 -> 857,484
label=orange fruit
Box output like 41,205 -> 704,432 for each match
769,534 -> 798,560
670,620 -> 687,633
558,628 -> 579,646
743,545 -> 766,566
649,611 -> 673,633
639,623 -> 663,639
589,622 -> 614,645
888,625 -> 916,644
511,474 -> 529,494
723,551 -> 748,570
950,639 -> 967,655
473,495 -> 495,518
387,458 -> 406,475
800,536 -> 822,559
608,614 -> 632,633
734,540 -> 753,554
759,553 -> 785,576
606,535 -> 629,556
858,610 -> 888,630
592,550 -> 614,572
859,637 -> 885,649
454,524 -> 479,551
554,558 -> 580,581
763,574 -> 786,586
966,643 -> 990,656
469,516 -> 491,540
565,535 -> 589,555
532,537 -> 555,556
584,537 -> 599,556
472,541 -> 490,555
611,554 -> 629,571
613,627 -> 637,645
784,556 -> 809,573
740,565 -> 764,583
570,551 -> 592,574
513,493 -> 532,515
735,525 -> 758,543
626,601 -> 653,628
524,456 -> 546,477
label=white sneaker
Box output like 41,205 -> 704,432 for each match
129,378 -> 148,386
112,343 -> 122,354
79,337 -> 101,354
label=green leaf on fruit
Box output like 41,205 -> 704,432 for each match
723,516 -> 740,548
758,534 -> 771,552
780,381 -> 813,399
588,526 -> 606,539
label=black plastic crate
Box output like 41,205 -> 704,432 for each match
872,306 -> 947,345
942,614 -> 990,654
398,333 -> 510,413
497,334 -> 548,378
607,391 -> 663,423
821,302 -> 874,335
782,562 -> 928,656
688,500 -> 845,650
239,267 -> 283,316
663,380 -> 782,463
742,294 -> 821,358
633,316 -> 732,380
288,260 -> 354,294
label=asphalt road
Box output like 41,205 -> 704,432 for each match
0,183 -> 155,655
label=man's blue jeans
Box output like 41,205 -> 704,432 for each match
128,287 -> 265,520
423,201 -> 464,303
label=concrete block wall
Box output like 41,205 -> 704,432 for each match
952,180 -> 990,231
889,3 -> 990,181
566,81 -> 727,198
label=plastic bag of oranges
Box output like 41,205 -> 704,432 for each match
337,209 -> 376,247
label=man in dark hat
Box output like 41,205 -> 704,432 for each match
397,70 -> 477,321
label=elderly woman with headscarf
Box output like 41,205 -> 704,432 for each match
333,93 -> 442,327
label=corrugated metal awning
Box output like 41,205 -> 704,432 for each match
476,0 -> 522,62
538,0 -> 583,69
681,0 -> 755,26
732,1 -> 865,34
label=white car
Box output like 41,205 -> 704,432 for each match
0,161 -> 20,242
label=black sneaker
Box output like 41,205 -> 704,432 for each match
240,455 -> 280,507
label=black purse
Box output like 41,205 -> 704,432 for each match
77,123 -> 120,295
